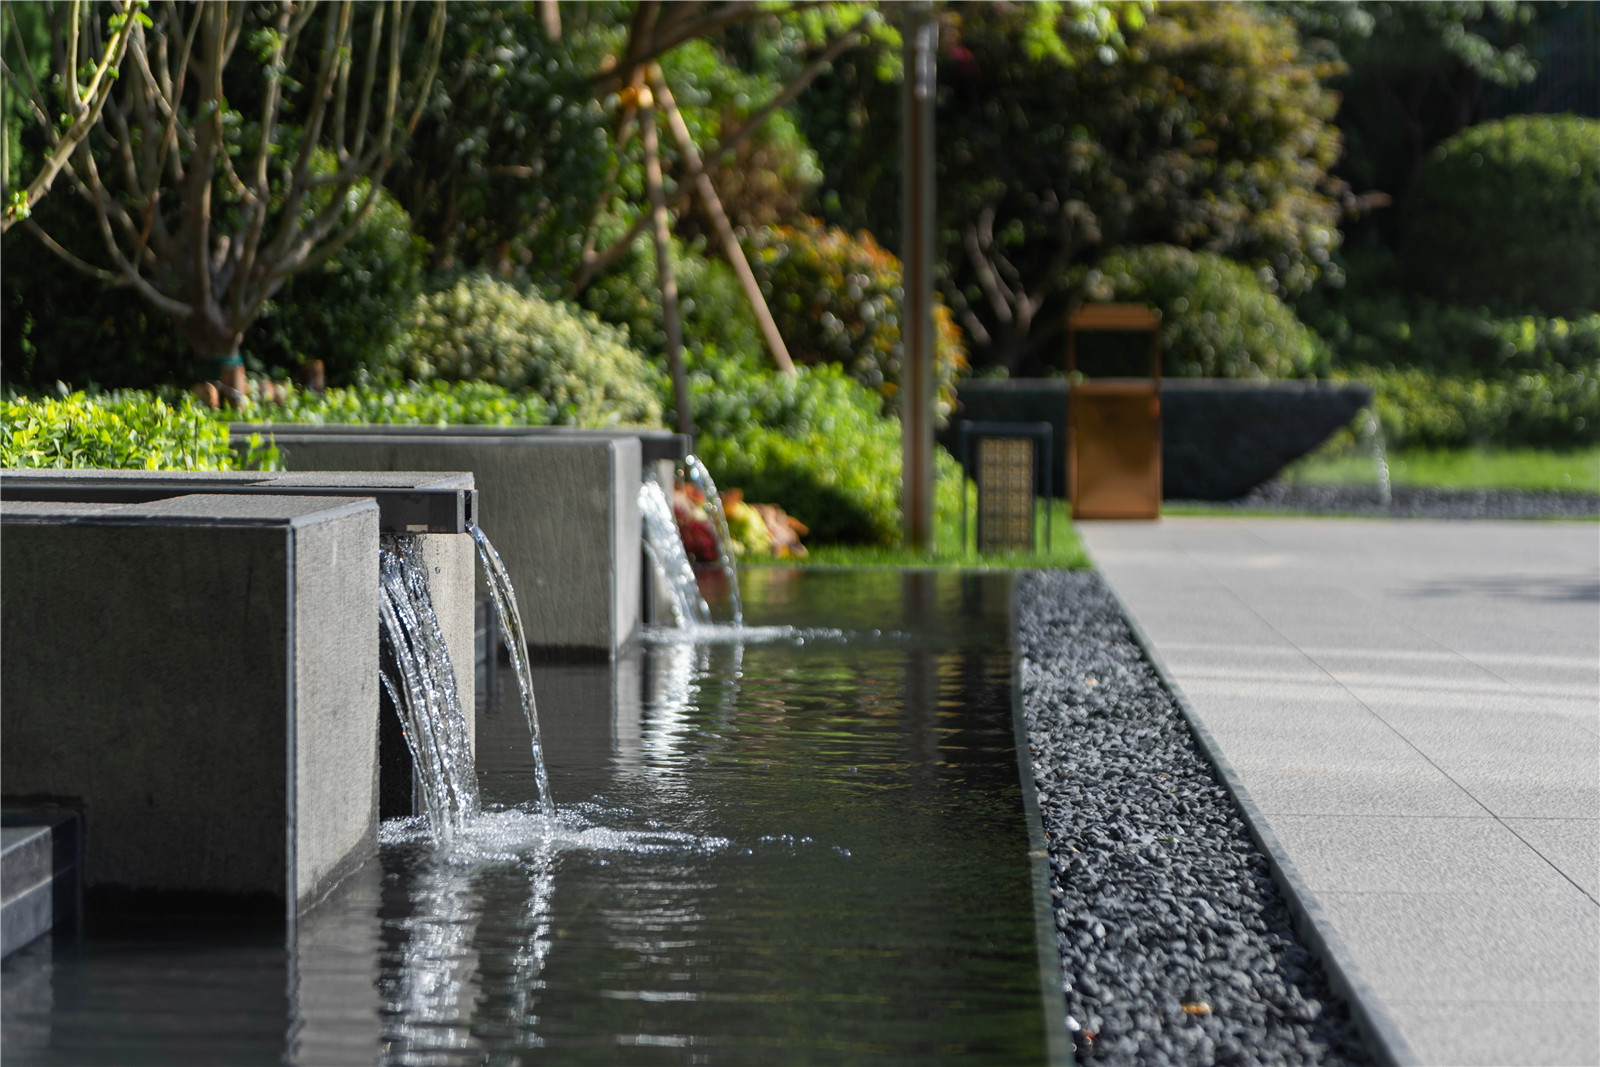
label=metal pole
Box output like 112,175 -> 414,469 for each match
901,4 -> 937,553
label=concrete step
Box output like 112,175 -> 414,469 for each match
1,812 -> 80,959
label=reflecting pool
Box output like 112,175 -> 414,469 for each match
3,569 -> 1057,1065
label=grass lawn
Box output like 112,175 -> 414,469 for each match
1281,445 -> 1600,494
778,497 -> 1090,569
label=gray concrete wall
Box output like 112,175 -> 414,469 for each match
1,495 -> 380,912
270,436 -> 642,654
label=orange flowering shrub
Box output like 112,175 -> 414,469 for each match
742,216 -> 967,424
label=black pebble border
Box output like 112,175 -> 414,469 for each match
1018,570 -> 1372,1066
1181,482 -> 1600,520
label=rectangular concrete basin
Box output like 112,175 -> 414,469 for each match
250,432 -> 645,656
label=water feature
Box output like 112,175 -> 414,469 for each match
1363,408 -> 1393,507
469,523 -> 556,819
2,570 -> 1061,1065
681,455 -> 743,626
638,478 -> 712,630
379,535 -> 480,839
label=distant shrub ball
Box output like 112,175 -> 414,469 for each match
1084,245 -> 1327,378
400,273 -> 663,427
1401,115 -> 1600,318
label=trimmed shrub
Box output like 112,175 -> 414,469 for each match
742,217 -> 968,422
233,380 -> 558,427
1,390 -> 253,470
1344,364 -> 1599,450
400,273 -> 663,428
691,359 -> 901,543
1299,250 -> 1600,447
580,229 -> 767,368
249,179 -> 427,385
1401,115 -> 1600,318
1083,245 -> 1328,379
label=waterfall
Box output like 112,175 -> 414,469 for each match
1363,408 -> 1393,508
469,523 -> 556,820
379,536 -> 480,840
639,478 -> 712,630
682,455 -> 743,627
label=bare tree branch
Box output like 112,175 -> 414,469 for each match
19,0 -> 446,361
3,0 -> 143,231
651,65 -> 795,375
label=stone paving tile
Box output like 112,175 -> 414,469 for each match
1265,814 -> 1576,897
1226,756 -> 1486,819
1389,1000 -> 1600,1067
1503,818 -> 1600,901
1080,518 -> 1600,1066
1358,706 -> 1600,820
1313,889 -> 1599,1006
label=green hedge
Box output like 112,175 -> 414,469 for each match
1,391 -> 260,470
1340,364 -> 1598,450
1401,115 -> 1600,319
1084,245 -> 1329,378
232,380 -> 559,427
400,273 -> 663,427
1300,253 -> 1600,447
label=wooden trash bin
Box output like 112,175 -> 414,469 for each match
1067,304 -> 1162,520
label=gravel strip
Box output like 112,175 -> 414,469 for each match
1175,482 -> 1600,520
1019,570 -> 1371,1066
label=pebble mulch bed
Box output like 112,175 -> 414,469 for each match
1019,570 -> 1372,1066
1177,482 -> 1600,520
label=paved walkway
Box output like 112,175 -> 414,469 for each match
1077,518 -> 1599,1067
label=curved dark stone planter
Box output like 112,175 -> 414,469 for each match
1161,379 -> 1374,501
944,379 -> 1374,502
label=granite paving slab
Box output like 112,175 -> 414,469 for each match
1078,517 -> 1600,1066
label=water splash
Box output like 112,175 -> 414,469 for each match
1363,409 -> 1393,508
682,455 -> 743,627
469,523 -> 556,820
639,478 -> 712,630
379,535 -> 480,840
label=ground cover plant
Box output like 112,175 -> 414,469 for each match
0,390 -> 268,471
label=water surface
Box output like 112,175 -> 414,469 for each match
3,570 -> 1049,1065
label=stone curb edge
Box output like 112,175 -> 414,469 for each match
1093,574 -> 1421,1067
1011,575 -> 1078,1067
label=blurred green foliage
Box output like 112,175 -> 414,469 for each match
381,2 -> 618,281
690,355 -> 961,545
1284,1 -> 1547,245
1,390 -> 248,470
1400,115 -> 1600,318
1302,249 -> 1599,447
1084,245 -> 1330,379
800,0 -> 1344,373
250,176 -> 428,386
579,226 -> 767,367
743,216 -> 968,421
1340,363 -> 1598,449
232,380 -> 560,428
400,272 -> 663,428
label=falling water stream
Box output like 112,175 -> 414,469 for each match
378,535 -> 480,840
469,523 -> 556,820
682,455 -> 743,626
638,478 -> 713,630
1363,408 -> 1393,507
